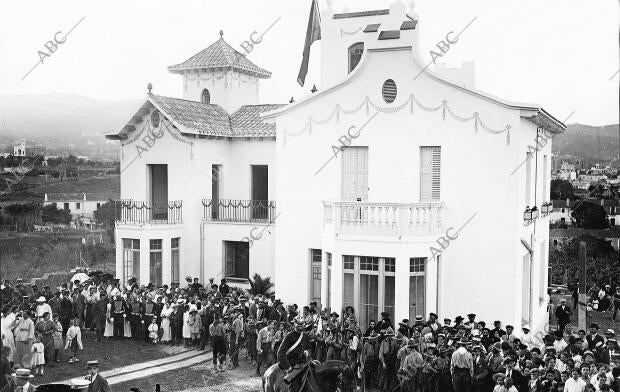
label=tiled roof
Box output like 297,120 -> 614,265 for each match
151,95 -> 233,137
149,95 -> 284,138
231,105 -> 286,137
550,228 -> 620,238
400,20 -> 418,30
46,192 -> 119,202
333,9 -> 389,19
364,23 -> 381,33
167,37 -> 271,78
378,30 -> 400,40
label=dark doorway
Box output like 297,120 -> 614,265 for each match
251,165 -> 268,219
212,164 -> 221,219
224,241 -> 249,279
149,164 -> 168,220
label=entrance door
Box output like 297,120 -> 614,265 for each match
149,164 -> 168,220
251,165 -> 268,219
211,165 -> 221,219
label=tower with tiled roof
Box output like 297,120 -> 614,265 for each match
168,30 -> 271,114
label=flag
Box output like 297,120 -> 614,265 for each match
297,0 -> 321,86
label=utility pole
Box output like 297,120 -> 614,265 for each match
578,241 -> 587,331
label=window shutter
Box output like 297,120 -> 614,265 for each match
420,146 -> 441,201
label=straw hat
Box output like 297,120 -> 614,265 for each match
11,368 -> 34,379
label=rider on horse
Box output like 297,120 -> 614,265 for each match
276,318 -> 316,389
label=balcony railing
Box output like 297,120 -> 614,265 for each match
115,200 -> 183,224
323,201 -> 444,236
202,199 -> 277,223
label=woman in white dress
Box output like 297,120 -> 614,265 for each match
182,307 -> 191,347
160,302 -> 172,343
104,302 -> 114,339
1,307 -> 17,364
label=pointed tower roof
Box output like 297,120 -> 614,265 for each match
167,31 -> 271,78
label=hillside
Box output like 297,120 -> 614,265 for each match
0,94 -> 142,160
552,123 -> 619,161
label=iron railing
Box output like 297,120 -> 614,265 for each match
202,199 -> 276,223
115,200 -> 183,224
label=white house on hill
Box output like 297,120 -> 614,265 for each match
107,2 -> 564,332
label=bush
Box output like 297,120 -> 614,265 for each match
249,273 -> 274,296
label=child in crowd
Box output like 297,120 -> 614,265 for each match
52,313 -> 63,363
30,334 -> 45,375
65,318 -> 83,363
148,317 -> 159,344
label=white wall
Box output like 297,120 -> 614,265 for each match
182,69 -> 260,114
273,32 -> 551,329
116,103 -> 276,285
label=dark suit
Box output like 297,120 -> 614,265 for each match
87,373 -> 111,392
91,299 -> 108,340
554,305 -> 571,332
499,368 -> 525,392
472,354 -> 489,392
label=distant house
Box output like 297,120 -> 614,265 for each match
13,141 -> 43,157
550,198 -> 619,226
550,228 -> 620,251
44,192 -> 118,225
550,199 -> 577,224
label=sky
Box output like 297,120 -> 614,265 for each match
0,0 -> 618,126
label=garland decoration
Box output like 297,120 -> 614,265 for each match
340,27 -> 363,37
281,93 -> 511,146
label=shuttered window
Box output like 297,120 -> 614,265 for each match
420,146 -> 441,201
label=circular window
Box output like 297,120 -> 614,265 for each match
151,111 -> 160,128
382,79 -> 397,103
201,89 -> 211,104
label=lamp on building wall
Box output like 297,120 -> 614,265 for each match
523,206 -> 533,225
541,202 -> 553,216
531,206 -> 539,220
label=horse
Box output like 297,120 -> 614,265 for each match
262,360 -> 355,392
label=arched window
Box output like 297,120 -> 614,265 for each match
348,42 -> 364,73
201,89 -> 211,104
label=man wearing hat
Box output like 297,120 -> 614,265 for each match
277,319 -> 311,382
555,298 -> 571,333
86,360 -> 110,392
471,344 -> 489,392
499,356 -> 525,391
378,327 -> 398,391
10,369 -> 35,392
256,320 -> 276,376
586,323 -> 604,350
91,293 -> 108,342
597,336 -> 619,365
360,331 -> 379,389
450,337 -> 473,392
425,312 -> 441,333
59,290 -> 73,336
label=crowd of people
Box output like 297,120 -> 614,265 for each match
1,274 -> 619,392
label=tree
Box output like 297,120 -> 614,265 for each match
587,183 -> 606,199
549,234 -> 620,288
550,179 -> 574,200
94,200 -> 117,242
249,273 -> 274,296
41,204 -> 71,224
571,201 -> 608,229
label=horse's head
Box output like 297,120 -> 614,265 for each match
336,364 -> 355,392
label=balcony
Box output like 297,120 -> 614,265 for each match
115,200 -> 183,225
323,201 -> 444,237
202,199 -> 277,223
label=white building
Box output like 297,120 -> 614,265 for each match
107,2 -> 564,332
13,141 -> 43,157
44,193 -> 114,223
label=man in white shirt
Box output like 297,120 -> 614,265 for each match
564,368 -> 586,392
